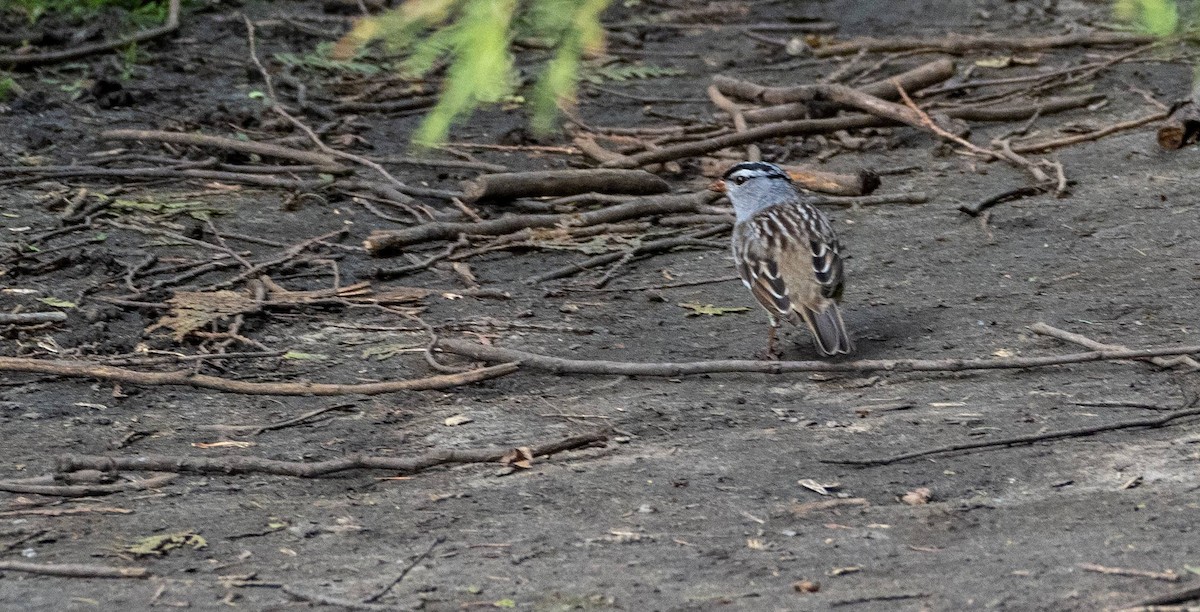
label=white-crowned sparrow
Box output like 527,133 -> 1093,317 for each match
711,161 -> 853,358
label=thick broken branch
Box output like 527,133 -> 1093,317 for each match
0,357 -> 518,395
365,191 -> 718,254
787,166 -> 880,196
702,159 -> 880,196
1157,99 -> 1200,149
462,169 -> 670,203
57,432 -> 607,478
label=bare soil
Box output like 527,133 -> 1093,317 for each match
1,0 -> 1199,610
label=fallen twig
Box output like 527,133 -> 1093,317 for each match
364,191 -> 718,255
1126,584 -> 1200,608
812,31 -> 1157,57
0,356 -> 518,396
600,114 -> 886,168
0,312 -> 68,325
436,339 -> 1200,376
946,94 -> 1105,122
0,474 -> 176,497
707,83 -> 762,161
1079,563 -> 1180,582
208,403 -> 358,436
371,155 -> 508,173
333,96 -> 439,114
958,184 -> 1051,216
714,59 -> 955,107
0,506 -> 131,517
0,561 -> 149,579
363,536 -> 445,603
812,192 -> 929,207
0,164 -> 328,190
462,169 -> 669,203
0,0 -> 180,68
100,129 -> 345,172
830,592 -> 930,607
56,432 -> 607,478
1031,322 -> 1200,371
281,585 -> 392,611
242,18 -> 438,205
824,398 -> 1200,466
528,225 -> 729,284
1012,111 -> 1169,153
201,228 -> 348,291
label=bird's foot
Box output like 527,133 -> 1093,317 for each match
759,326 -> 783,360
758,340 -> 783,361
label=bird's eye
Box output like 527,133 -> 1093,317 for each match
732,175 -> 748,185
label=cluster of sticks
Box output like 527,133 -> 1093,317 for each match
365,36 -> 1173,281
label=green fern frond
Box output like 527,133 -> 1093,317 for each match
336,0 -> 612,146
1114,0 -> 1179,36
413,0 -> 518,145
402,24 -> 459,75
531,0 -> 608,132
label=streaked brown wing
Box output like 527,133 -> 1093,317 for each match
806,212 -> 844,300
732,222 -> 792,320
733,201 -> 845,320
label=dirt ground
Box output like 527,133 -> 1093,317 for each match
2,0 -> 1200,610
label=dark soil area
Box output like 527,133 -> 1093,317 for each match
2,0 -> 1199,610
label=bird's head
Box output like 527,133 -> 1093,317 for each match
709,162 -> 796,221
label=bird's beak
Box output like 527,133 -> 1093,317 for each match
707,180 -> 726,193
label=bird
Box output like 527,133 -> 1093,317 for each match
711,161 -> 853,358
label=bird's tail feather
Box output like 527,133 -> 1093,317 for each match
798,303 -> 853,356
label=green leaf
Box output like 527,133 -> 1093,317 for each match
125,531 -> 207,556
678,302 -> 751,317
37,297 -> 77,309
494,600 -> 516,609
1185,565 -> 1200,576
283,351 -> 327,361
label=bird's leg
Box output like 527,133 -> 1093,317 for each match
760,318 -> 783,361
